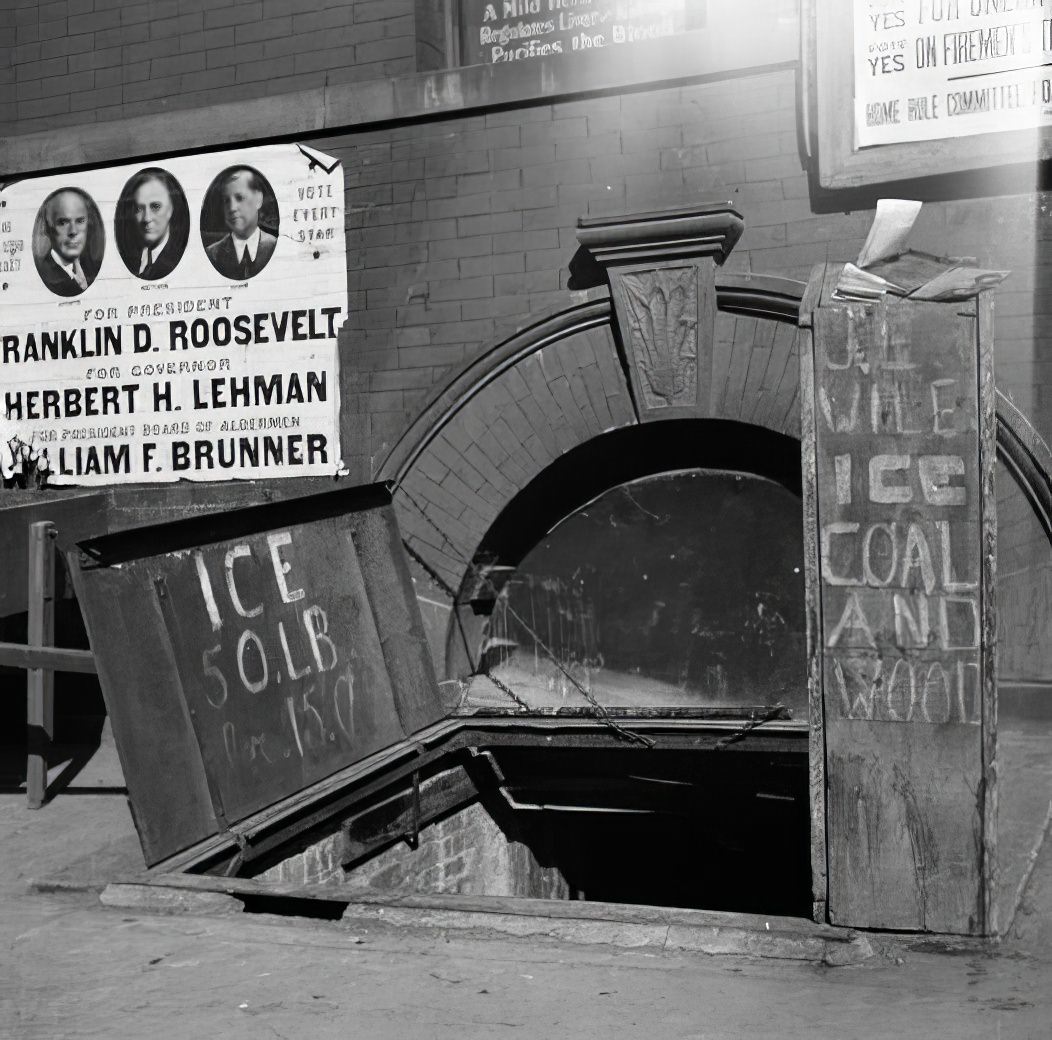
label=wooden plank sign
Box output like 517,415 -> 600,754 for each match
71,485 -> 445,865
805,291 -> 996,935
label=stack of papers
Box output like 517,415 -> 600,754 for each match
834,200 -> 1009,302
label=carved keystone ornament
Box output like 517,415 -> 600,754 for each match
575,204 -> 743,420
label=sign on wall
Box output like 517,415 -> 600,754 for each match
854,0 -> 1052,147
0,144 -> 346,485
459,0 -> 703,65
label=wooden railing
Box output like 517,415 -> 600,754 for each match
0,521 -> 97,808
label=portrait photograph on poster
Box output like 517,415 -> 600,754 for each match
199,164 -> 280,281
32,187 -> 105,298
114,167 -> 190,282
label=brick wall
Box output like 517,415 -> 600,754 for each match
310,69 -> 1047,478
304,65 -> 1050,684
4,14 -> 1049,683
1,0 -> 416,137
255,800 -> 570,899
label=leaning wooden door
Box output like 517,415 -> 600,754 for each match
801,274 -> 996,935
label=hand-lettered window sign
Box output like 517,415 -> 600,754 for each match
459,0 -> 704,65
0,144 -> 346,485
854,0 -> 1052,146
71,487 -> 444,865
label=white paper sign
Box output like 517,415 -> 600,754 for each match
854,0 -> 1052,147
0,144 -> 346,485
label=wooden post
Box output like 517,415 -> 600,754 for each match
26,521 -> 56,810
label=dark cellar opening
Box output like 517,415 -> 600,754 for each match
476,745 -> 813,918
334,741 -> 813,919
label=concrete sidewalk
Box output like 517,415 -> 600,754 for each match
1,719 -> 1051,1038
1,778 -> 1051,1040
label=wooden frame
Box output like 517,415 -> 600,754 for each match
809,0 -> 1052,189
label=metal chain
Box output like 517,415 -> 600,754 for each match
396,485 -> 654,747
502,602 -> 655,748
715,704 -> 788,749
479,669 -> 533,713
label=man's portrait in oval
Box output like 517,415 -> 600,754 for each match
200,165 -> 279,281
33,187 -> 105,298
115,167 -> 190,281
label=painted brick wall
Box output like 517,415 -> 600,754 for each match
310,68 -> 1047,479
1,0 -> 415,137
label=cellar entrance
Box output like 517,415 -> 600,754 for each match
337,434 -> 813,919
335,741 -> 812,918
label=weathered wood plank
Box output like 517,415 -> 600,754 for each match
809,296 -> 994,935
348,505 -> 445,737
26,522 -> 55,810
797,296 -> 827,923
977,291 -> 999,935
0,643 -> 96,674
70,557 -> 219,863
719,316 -> 756,421
754,322 -> 799,433
740,317 -> 777,426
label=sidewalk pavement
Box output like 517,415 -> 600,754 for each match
1,733 -> 1051,1039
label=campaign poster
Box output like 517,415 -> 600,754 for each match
0,144 -> 346,485
854,0 -> 1052,147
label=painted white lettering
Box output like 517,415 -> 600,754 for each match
819,384 -> 861,432
224,544 -> 262,618
869,454 -> 912,503
194,552 -> 222,632
939,594 -> 980,650
303,604 -> 338,672
885,657 -> 917,721
921,662 -> 951,723
278,619 -> 312,681
863,522 -> 898,587
931,378 -> 958,436
267,530 -> 305,603
901,523 -> 937,593
822,522 -> 860,586
938,520 -> 977,591
893,592 -> 931,647
834,454 -> 852,504
919,454 -> 966,506
237,628 -> 268,693
828,592 -> 877,648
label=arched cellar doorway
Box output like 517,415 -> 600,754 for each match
446,418 -> 805,706
414,419 -> 815,917
373,277 -> 1052,921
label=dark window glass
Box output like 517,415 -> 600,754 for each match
473,468 -> 807,716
